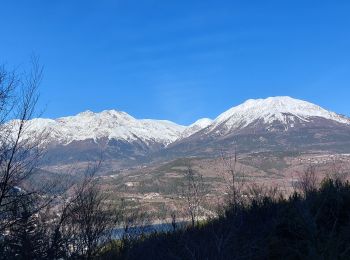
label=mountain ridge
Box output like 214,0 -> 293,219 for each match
25,96 -> 350,146
19,96 -> 350,169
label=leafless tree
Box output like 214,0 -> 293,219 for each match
170,211 -> 177,232
293,164 -> 318,196
327,159 -> 349,183
116,198 -> 153,240
0,61 -> 120,259
0,59 -> 45,234
219,150 -> 246,207
181,164 -> 207,227
58,165 -> 115,259
246,182 -> 282,204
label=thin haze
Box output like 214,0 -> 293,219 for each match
1,1 -> 350,125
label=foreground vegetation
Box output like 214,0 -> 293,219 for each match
102,177 -> 350,259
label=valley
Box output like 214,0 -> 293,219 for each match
95,151 -> 350,218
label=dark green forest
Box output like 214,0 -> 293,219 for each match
99,178 -> 350,260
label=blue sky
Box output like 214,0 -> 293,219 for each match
1,1 -> 350,125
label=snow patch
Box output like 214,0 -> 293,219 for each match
181,118 -> 213,138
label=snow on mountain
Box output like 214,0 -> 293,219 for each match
209,96 -> 350,132
17,97 -> 350,149
181,118 -> 213,138
24,110 -> 186,146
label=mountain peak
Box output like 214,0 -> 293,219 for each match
189,118 -> 213,128
76,110 -> 95,117
25,109 -> 185,146
75,109 -> 131,118
212,96 -> 350,131
181,118 -> 213,138
240,96 -> 316,109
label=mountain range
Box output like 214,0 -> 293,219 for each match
25,96 -> 350,169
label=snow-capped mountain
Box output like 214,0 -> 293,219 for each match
165,96 -> 350,157
25,110 -> 186,146
23,96 -> 350,169
207,96 -> 350,134
181,118 -> 213,138
24,109 -> 212,167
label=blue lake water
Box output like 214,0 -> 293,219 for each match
112,222 -> 187,239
